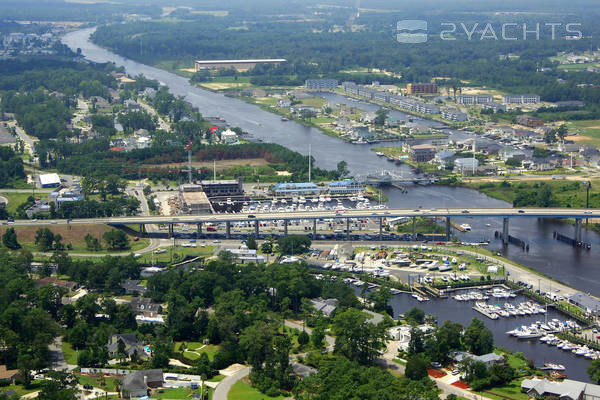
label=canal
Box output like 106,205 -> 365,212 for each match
61,28 -> 600,295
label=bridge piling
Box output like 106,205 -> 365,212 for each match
346,218 -> 350,240
502,218 -> 509,245
168,223 -> 174,238
284,220 -> 288,236
255,220 -> 259,237
575,218 -> 583,243
313,219 -> 317,237
226,221 -> 231,239
445,217 -> 451,241
197,223 -> 202,239
412,217 -> 417,240
379,217 -> 383,241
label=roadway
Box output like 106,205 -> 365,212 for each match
4,207 -> 598,226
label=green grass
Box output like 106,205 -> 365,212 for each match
479,379 -> 529,400
61,341 -> 78,365
0,192 -> 34,214
565,119 -> 600,147
76,374 -> 121,391
138,245 -> 216,264
2,381 -> 45,396
301,97 -> 326,108
182,344 -> 221,361
228,380 -> 286,400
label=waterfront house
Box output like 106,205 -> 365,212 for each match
451,351 -> 504,367
521,378 -> 600,400
409,144 -> 436,162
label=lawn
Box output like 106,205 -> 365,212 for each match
76,374 -> 121,391
301,97 -> 326,108
480,379 -> 529,400
228,380 -> 286,400
61,341 -> 78,365
2,380 -> 45,396
0,192 -> 34,214
138,245 -> 216,264
182,344 -> 221,361
565,119 -> 600,147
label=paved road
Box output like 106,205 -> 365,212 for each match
49,336 -> 70,371
212,367 -> 250,400
4,207 -> 599,227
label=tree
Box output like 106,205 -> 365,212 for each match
35,228 -> 55,251
102,229 -> 130,250
260,241 -> 273,254
404,307 -> 425,325
405,353 -> 429,380
374,108 -> 389,126
556,124 -> 568,141
332,308 -> 388,365
544,129 -> 557,143
2,227 -> 20,250
84,234 -> 102,251
589,358 -> 600,384
298,330 -> 309,347
276,235 -> 311,255
505,157 -> 522,167
407,328 -> 425,355
463,318 -> 494,355
311,326 -> 325,350
336,160 -> 349,177
246,235 -> 257,250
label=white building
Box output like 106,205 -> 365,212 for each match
38,173 -> 61,188
221,129 -> 239,144
454,158 -> 479,173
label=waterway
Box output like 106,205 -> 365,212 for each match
61,28 -> 600,295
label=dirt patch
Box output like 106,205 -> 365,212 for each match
0,224 -> 115,246
198,82 -> 248,90
566,135 -> 588,142
143,158 -> 269,170
218,363 -> 246,377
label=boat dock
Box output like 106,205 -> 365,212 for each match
473,305 -> 499,320
451,221 -> 467,232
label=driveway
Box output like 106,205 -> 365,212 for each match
212,366 -> 250,400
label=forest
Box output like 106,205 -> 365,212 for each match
91,6 -> 600,102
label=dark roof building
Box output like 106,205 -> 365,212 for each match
121,280 -> 147,295
121,369 -> 163,399
129,298 -> 163,316
569,292 -> 600,316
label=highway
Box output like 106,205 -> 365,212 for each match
4,207 -> 598,227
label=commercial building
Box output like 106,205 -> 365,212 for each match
457,94 -> 493,105
502,94 -> 541,104
179,184 -> 212,214
194,59 -> 286,71
410,144 -> 437,162
271,182 -> 321,196
517,115 -> 544,127
38,173 -> 61,188
201,178 -> 243,197
328,179 -> 365,194
442,108 -> 468,121
568,292 -> 600,316
305,79 -> 338,90
406,83 -> 438,95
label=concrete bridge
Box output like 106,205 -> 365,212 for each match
6,207 -> 596,243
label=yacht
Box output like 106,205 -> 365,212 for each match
460,223 -> 472,231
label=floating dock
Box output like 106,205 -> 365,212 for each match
473,305 -> 499,320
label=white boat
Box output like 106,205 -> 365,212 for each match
460,223 -> 472,231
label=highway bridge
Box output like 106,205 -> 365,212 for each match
6,208 -> 597,243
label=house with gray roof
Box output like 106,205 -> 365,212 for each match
310,298 -> 339,317
121,369 -> 163,399
569,292 -> 600,316
521,378 -> 600,400
107,334 -> 147,360
451,351 -> 504,367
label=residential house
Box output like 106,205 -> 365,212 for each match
121,369 -> 163,399
90,96 -> 110,109
560,143 -> 581,153
220,129 -> 238,144
434,150 -> 455,166
482,102 -> 507,113
385,117 -> 404,127
310,298 -> 339,317
0,366 -> 20,384
129,298 -> 163,317
454,158 -> 479,175
120,280 -> 147,295
291,362 -> 317,378
348,126 -> 376,140
521,378 -> 600,400
35,276 -> 78,291
333,117 -> 352,130
107,334 -> 147,360
363,310 -> 385,325
361,111 -> 377,124
451,351 -> 504,367
124,99 -> 140,111
241,88 -> 267,98
225,247 -> 266,264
